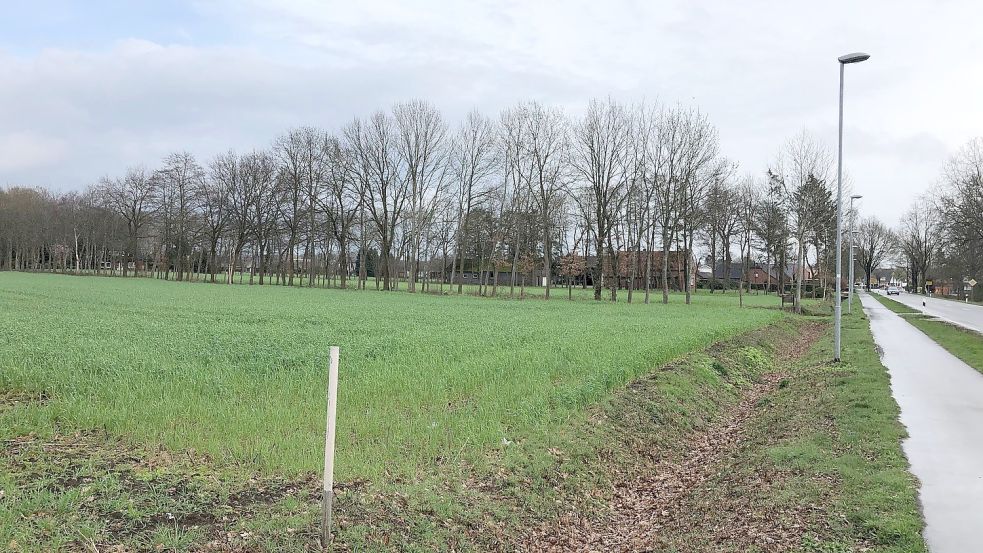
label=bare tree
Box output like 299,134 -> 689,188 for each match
243,151 -> 278,285
97,167 -> 156,277
855,216 -> 894,288
321,135 -> 361,289
498,105 -> 536,298
449,110 -> 497,294
524,102 -> 568,299
571,98 -> 632,301
735,176 -> 759,298
202,153 -> 235,283
755,170 -> 790,295
703,170 -> 739,293
939,138 -> 983,280
775,131 -> 833,312
394,100 -> 449,293
898,198 -> 940,293
156,152 -> 203,281
274,127 -> 326,287
346,113 -> 406,291
675,109 -> 721,304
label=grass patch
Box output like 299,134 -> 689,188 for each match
0,271 -> 787,550
905,317 -> 983,374
871,293 -> 919,314
576,310 -> 927,552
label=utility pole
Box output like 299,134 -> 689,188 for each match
848,194 -> 862,314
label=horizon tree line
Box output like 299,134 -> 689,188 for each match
3,97 -> 947,305
884,138 -> 983,299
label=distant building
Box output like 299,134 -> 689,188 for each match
444,259 -> 547,287
445,250 -> 697,291
605,250 -> 697,291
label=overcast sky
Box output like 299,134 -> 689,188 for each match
1,0 -> 980,225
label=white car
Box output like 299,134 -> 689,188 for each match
886,285 -> 901,295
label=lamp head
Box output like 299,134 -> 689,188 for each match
838,52 -> 870,64
851,194 -> 863,200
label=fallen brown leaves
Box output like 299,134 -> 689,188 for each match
523,322 -> 828,552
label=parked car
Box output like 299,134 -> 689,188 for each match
887,285 -> 901,295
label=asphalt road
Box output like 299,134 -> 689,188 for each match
873,288 -> 983,334
861,293 -> 983,552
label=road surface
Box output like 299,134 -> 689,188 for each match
873,289 -> 983,334
861,293 -> 983,552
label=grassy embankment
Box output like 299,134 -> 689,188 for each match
750,310 -> 926,552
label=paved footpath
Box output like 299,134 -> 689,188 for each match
875,289 -> 983,334
861,293 -> 983,552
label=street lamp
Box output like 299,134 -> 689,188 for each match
835,52 -> 870,363
848,194 -> 863,314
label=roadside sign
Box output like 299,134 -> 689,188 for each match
970,279 -> 978,287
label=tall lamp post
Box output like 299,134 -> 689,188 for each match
848,194 -> 863,314
834,52 -> 870,363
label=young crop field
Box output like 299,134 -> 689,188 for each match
1,273 -> 928,551
0,272 -> 782,481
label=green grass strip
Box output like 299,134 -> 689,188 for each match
905,317 -> 983,375
869,292 -> 983,375
871,293 -> 919,314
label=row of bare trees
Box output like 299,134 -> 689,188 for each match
1,98 -> 876,304
888,138 -> 983,298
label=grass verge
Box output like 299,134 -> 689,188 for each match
870,291 -> 983,374
904,317 -> 983,374
871,293 -> 919,314
751,311 -> 926,552
1,318 -> 799,551
534,310 -> 927,552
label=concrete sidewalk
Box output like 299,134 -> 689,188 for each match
861,293 -> 983,552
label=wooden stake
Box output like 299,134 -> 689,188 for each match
322,346 -> 340,548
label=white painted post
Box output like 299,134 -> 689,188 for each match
322,346 -> 340,547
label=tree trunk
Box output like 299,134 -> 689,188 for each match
795,239 -> 804,314
661,235 -> 670,304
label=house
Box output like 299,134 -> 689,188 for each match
444,259 -> 547,287
604,250 -> 697,291
100,259 -> 147,271
870,268 -> 896,288
445,250 -> 697,291
699,261 -> 784,291
786,262 -> 819,281
745,264 -> 783,288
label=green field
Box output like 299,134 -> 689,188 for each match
0,272 -> 782,481
1,273 -> 928,551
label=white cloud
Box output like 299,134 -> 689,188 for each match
2,0 -> 982,225
0,131 -> 68,172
